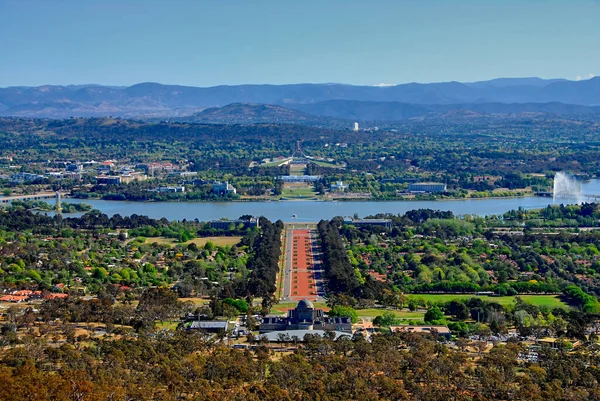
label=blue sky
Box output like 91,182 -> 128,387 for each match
0,0 -> 598,87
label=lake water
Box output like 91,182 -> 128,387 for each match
55,179 -> 600,222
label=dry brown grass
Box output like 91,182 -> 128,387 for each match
144,236 -> 242,247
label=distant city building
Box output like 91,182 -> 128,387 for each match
186,321 -> 229,332
120,172 -> 147,184
259,300 -> 352,334
343,217 -> 392,230
154,186 -> 185,193
10,172 -> 47,183
97,160 -> 116,173
96,176 -> 122,185
330,181 -> 348,192
172,171 -> 198,177
408,182 -> 447,193
353,122 -> 359,132
209,217 -> 259,230
211,181 -> 237,195
279,175 -> 321,183
66,163 -> 83,172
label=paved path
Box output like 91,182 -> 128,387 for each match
282,229 -> 294,299
281,228 -> 325,301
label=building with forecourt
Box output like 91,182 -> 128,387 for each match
259,299 -> 352,334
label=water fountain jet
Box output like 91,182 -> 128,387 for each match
553,172 -> 583,204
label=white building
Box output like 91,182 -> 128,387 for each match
211,181 -> 237,195
154,186 -> 185,193
330,181 -> 348,192
353,122 -> 359,132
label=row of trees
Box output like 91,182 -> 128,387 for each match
318,220 -> 360,296
246,219 -> 283,297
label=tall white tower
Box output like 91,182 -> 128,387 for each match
353,122 -> 359,132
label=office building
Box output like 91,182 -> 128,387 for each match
212,181 -> 237,195
408,182 -> 447,193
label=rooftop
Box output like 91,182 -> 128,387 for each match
258,329 -> 352,342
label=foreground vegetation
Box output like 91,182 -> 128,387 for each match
1,325 -> 600,400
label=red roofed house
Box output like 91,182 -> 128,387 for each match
44,293 -> 69,300
0,295 -> 30,303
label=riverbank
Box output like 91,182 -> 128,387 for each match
6,178 -> 599,222
67,191 -> 535,203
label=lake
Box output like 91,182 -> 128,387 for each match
55,179 -> 600,222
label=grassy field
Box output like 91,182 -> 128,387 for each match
143,237 -> 179,246
261,158 -> 292,167
281,186 -> 317,198
355,309 -> 425,320
155,321 -> 180,330
289,164 -> 306,175
408,294 -> 568,309
179,297 -> 211,306
312,160 -> 342,168
144,236 -> 242,247
187,236 -> 242,247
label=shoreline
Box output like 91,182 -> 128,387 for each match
59,193 -> 538,204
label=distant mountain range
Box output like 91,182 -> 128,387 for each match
1,77 -> 599,121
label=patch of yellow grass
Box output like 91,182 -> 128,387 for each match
144,236 -> 242,247
187,236 -> 242,247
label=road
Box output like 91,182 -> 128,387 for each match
282,228 -> 294,299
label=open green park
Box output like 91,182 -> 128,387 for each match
280,186 -> 317,198
407,294 -> 568,309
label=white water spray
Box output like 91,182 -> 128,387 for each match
553,172 -> 583,204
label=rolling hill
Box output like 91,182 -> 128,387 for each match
1,77 -> 599,120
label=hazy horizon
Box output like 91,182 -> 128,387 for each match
1,75 -> 596,90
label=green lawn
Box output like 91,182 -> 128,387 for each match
261,158 -> 292,167
408,294 -> 568,309
281,187 -> 317,198
155,321 -> 180,330
312,160 -> 342,168
356,309 -> 425,320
